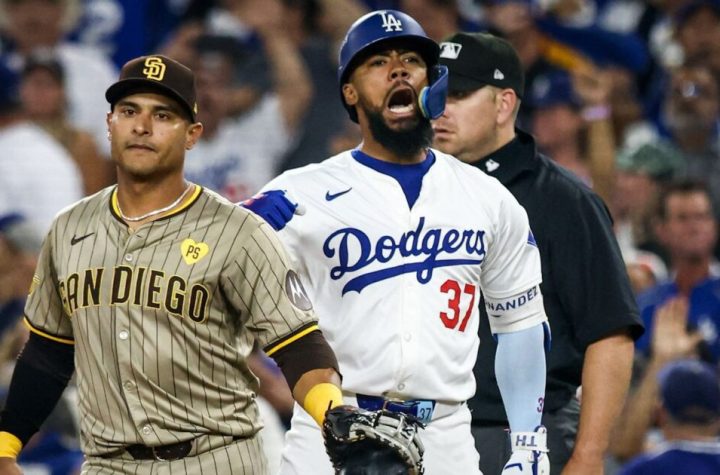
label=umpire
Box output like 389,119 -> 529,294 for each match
433,33 -> 644,474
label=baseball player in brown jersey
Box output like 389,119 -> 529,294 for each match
0,55 -> 345,475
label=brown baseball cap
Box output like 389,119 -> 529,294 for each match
105,54 -> 198,121
439,32 -> 524,98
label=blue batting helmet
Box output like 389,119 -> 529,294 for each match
338,10 -> 447,122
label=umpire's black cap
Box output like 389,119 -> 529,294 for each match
105,55 -> 198,122
438,32 -> 525,99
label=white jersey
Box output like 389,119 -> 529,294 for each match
263,149 -> 544,402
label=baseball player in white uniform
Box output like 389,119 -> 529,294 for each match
246,10 -> 551,475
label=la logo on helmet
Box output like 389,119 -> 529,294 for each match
380,12 -> 403,32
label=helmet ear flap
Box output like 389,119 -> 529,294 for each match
418,65 -> 448,120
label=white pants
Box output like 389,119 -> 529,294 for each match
278,398 -> 481,475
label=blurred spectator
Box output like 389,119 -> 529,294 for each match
666,64 -> 720,216
540,0 -> 597,27
635,180 -> 720,363
604,63 -> 647,149
663,62 -> 719,156
482,0 -> 649,140
19,53 -> 114,195
278,0 -> 366,171
0,213 -> 40,338
617,359 -> 720,475
181,0 -> 312,201
398,0 -> 480,41
0,0 -> 117,155
612,141 -> 684,277
69,0 -> 200,68
0,213 -> 82,475
528,70 -> 590,181
673,0 -> 720,82
628,61 -> 720,218
610,297 -> 704,463
626,260 -> 663,295
482,0 -> 558,118
0,59 -> 83,238
527,67 -> 618,203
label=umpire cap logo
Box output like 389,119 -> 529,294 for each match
143,57 -> 166,81
285,270 -> 313,311
439,42 -> 462,60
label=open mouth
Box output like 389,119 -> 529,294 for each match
387,88 -> 415,115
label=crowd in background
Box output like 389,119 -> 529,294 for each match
0,0 -> 719,474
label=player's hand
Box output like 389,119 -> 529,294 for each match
240,190 -> 305,231
502,426 -> 550,475
0,457 -> 22,474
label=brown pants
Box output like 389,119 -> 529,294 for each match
80,436 -> 268,475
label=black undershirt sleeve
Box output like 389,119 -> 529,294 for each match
0,332 -> 75,445
270,329 -> 339,392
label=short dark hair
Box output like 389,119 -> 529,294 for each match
656,179 -> 713,220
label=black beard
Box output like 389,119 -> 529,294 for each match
363,105 -> 433,160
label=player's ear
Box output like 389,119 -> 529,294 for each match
496,89 -> 518,126
342,83 -> 358,107
184,122 -> 203,150
106,112 -> 113,141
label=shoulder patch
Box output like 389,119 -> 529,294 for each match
285,270 -> 313,311
527,230 -> 537,247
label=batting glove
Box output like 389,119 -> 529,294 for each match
240,190 -> 304,231
501,425 -> 550,475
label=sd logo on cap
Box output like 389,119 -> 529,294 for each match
105,55 -> 198,121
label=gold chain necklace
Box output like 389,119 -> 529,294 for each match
116,183 -> 193,222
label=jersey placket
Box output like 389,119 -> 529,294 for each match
395,191 -> 420,396
114,227 -> 157,444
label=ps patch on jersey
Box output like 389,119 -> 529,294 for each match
181,238 -> 209,265
285,270 -> 313,311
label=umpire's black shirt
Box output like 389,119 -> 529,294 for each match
469,129 -> 644,424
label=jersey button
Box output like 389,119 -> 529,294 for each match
403,333 -> 412,342
397,383 -> 406,391
118,330 -> 129,340
124,254 -> 133,262
141,425 -> 152,435
123,380 -> 135,390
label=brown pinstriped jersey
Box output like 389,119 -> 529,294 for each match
23,184 -> 317,456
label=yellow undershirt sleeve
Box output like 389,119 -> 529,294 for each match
0,431 -> 22,459
302,383 -> 344,426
